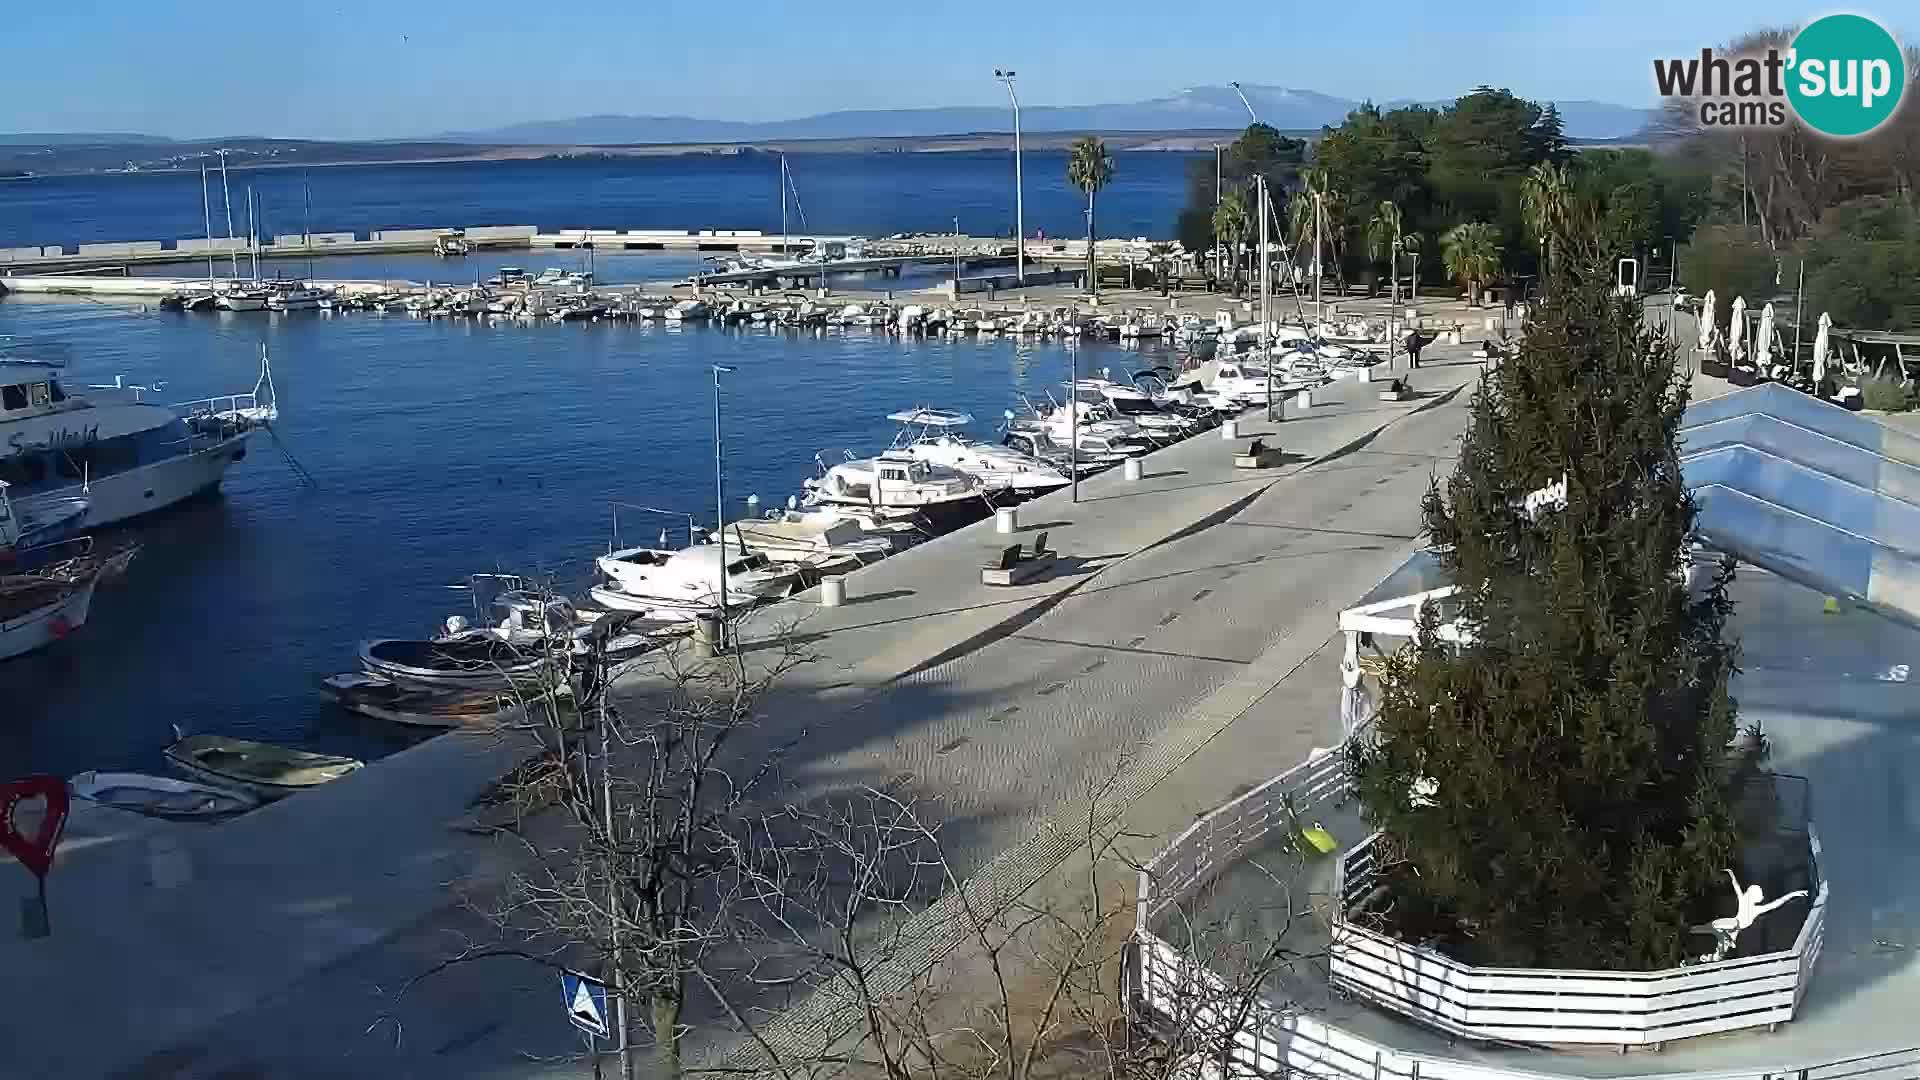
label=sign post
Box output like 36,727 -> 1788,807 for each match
2,776 -> 69,940
561,970 -> 610,1077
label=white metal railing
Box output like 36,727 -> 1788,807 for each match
1136,741 -> 1351,933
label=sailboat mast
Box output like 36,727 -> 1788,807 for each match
303,177 -> 313,280
219,150 -> 238,278
1259,175 -> 1273,419
200,162 -> 216,290
247,187 -> 259,281
780,154 -> 789,256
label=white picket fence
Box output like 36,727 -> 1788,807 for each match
1126,745 -> 1887,1080
1329,829 -> 1827,1048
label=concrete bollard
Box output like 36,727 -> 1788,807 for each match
994,506 -> 1019,534
820,576 -> 846,608
1446,329 -> 1461,345
1486,316 -> 1498,332
1405,307 -> 1417,320
1360,363 -> 1373,383
693,614 -> 724,658
1296,389 -> 1314,409
148,835 -> 193,890
1123,457 -> 1144,481
1221,418 -> 1240,440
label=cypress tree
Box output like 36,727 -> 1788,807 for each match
1347,206 -> 1745,970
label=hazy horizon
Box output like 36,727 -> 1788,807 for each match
5,1 -> 1911,141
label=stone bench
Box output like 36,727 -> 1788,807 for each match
1379,380 -> 1414,402
1233,438 -> 1286,470
982,531 -> 1056,586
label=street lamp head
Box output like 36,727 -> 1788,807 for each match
712,364 -> 736,374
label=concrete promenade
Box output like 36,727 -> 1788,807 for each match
0,338 -> 1491,1077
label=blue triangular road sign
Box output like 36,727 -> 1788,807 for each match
561,971 -> 609,1039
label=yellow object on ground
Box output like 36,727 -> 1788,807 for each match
1824,596 -> 1842,614
1300,823 -> 1338,855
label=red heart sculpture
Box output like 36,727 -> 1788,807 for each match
0,776 -> 70,881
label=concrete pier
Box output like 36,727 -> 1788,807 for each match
0,332 -> 1492,1077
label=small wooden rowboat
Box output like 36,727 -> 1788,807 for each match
68,770 -> 259,819
320,671 -> 537,729
163,734 -> 363,800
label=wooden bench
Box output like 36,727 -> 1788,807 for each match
1233,438 -> 1286,469
981,531 -> 1057,586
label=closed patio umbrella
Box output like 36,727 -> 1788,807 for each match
1729,295 -> 1748,367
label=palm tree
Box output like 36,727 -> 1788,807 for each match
1212,191 -> 1249,296
1067,137 -> 1114,296
1366,200 -> 1404,302
1148,242 -> 1174,295
1442,222 -> 1502,307
1288,169 -> 1346,297
1521,161 -> 1573,285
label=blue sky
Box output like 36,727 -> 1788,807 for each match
3,1 -> 1911,139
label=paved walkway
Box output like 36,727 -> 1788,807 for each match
2,339 -> 1492,1078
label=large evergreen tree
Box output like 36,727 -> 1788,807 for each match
1348,206 -> 1746,970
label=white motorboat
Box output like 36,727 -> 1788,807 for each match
1071,379 -> 1197,439
68,770 -> 258,818
886,408 -> 1069,497
720,511 -> 896,572
1000,417 -> 1136,470
265,282 -> 329,311
802,451 -> 996,530
1170,358 -> 1308,409
590,544 -> 800,619
1,351 -> 273,529
1012,395 -> 1160,454
1117,311 -> 1166,340
214,283 -> 269,312
897,305 -> 927,333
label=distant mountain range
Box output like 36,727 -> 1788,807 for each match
434,84 -> 1655,144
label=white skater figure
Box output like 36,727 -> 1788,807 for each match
1693,868 -> 1809,962
1339,658 -> 1373,737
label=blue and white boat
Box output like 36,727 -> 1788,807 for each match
0,346 -> 277,528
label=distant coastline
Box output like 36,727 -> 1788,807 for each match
0,129 -> 1260,178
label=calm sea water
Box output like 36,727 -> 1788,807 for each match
0,285 -> 1180,777
0,151 -> 1197,250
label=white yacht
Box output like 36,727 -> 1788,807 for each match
802,451 -> 995,530
589,544 -> 800,619
886,409 -> 1069,498
214,282 -> 269,312
0,351 -> 275,528
265,282 -> 329,311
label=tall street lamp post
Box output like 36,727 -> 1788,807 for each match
711,364 -> 735,648
995,69 -> 1024,285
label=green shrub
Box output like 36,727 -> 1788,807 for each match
1858,376 -> 1913,412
